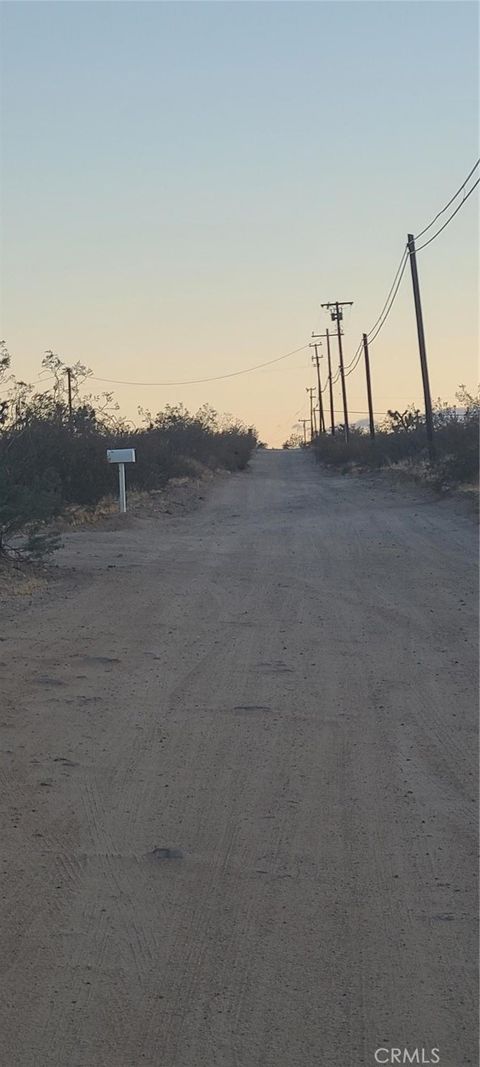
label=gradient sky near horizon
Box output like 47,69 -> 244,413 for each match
1,0 -> 478,444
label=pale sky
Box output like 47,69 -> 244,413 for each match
1,1 -> 478,445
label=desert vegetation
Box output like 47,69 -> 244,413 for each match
310,389 -> 479,488
282,432 -> 307,450
0,345 -> 257,559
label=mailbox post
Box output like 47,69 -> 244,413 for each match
106,448 -> 136,513
118,462 -> 127,513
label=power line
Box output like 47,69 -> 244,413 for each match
344,339 -> 363,370
359,173 -> 477,363
339,251 -> 408,378
415,158 -> 480,240
366,248 -> 408,339
367,252 -> 410,346
358,248 -> 409,356
341,162 -> 479,374
344,349 -> 363,379
342,169 -> 477,370
87,344 -> 310,387
414,178 -> 480,252
335,408 -> 388,416
17,164 -> 480,415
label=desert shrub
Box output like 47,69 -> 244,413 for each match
282,433 -> 304,449
312,389 -> 479,485
0,354 -> 257,557
0,467 -> 62,557
2,417 -> 119,506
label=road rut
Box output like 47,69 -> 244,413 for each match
0,450 -> 477,1066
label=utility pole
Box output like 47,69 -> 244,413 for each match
362,334 -> 375,440
299,419 -> 309,446
306,387 -> 316,442
312,330 -> 336,435
309,343 -> 326,433
312,396 -> 318,437
325,329 -> 335,437
66,367 -> 73,428
321,301 -> 353,440
407,234 -> 435,460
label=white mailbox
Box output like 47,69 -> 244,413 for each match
106,448 -> 136,512
107,448 -> 136,464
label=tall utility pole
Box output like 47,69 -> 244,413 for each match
66,367 -> 73,429
306,387 -> 316,442
309,343 -> 326,432
321,301 -> 353,440
362,334 -> 375,439
312,330 -> 336,435
407,234 -> 435,460
299,419 -> 309,446
325,329 -> 335,437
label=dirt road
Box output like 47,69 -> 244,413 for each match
0,450 -> 477,1067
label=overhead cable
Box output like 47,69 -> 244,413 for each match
367,248 -> 409,339
414,178 -> 480,252
415,158 -> 480,240
367,253 -> 410,346
87,344 -> 310,387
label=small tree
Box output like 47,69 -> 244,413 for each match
0,341 -> 11,426
456,385 -> 480,419
0,469 -> 62,559
283,432 -> 304,449
383,406 -> 423,433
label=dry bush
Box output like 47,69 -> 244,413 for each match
0,367 -> 257,559
312,390 -> 479,486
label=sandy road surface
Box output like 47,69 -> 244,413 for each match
0,450 -> 477,1067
